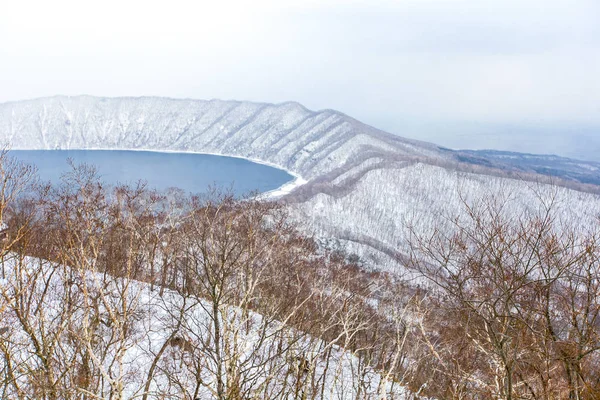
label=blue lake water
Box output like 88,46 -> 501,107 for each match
10,150 -> 293,196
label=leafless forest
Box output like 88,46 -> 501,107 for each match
0,151 -> 599,399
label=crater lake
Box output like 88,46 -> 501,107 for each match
9,150 -> 294,196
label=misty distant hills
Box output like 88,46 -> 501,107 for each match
455,149 -> 600,186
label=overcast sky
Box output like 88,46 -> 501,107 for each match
1,0 -> 599,159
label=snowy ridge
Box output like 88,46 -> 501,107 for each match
0,96 -> 449,181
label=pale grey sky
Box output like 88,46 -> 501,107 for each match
1,0 -> 599,159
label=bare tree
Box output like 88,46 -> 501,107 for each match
405,190 -> 600,399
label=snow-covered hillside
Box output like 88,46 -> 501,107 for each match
2,95 -> 600,272
291,163 -> 600,270
0,96 -> 449,180
0,254 -> 412,399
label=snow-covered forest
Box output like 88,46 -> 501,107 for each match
1,96 -> 600,399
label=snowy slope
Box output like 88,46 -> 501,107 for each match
0,255 -> 413,399
291,163 -> 600,271
0,96 -> 449,180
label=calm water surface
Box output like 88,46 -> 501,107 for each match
10,150 -> 293,196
